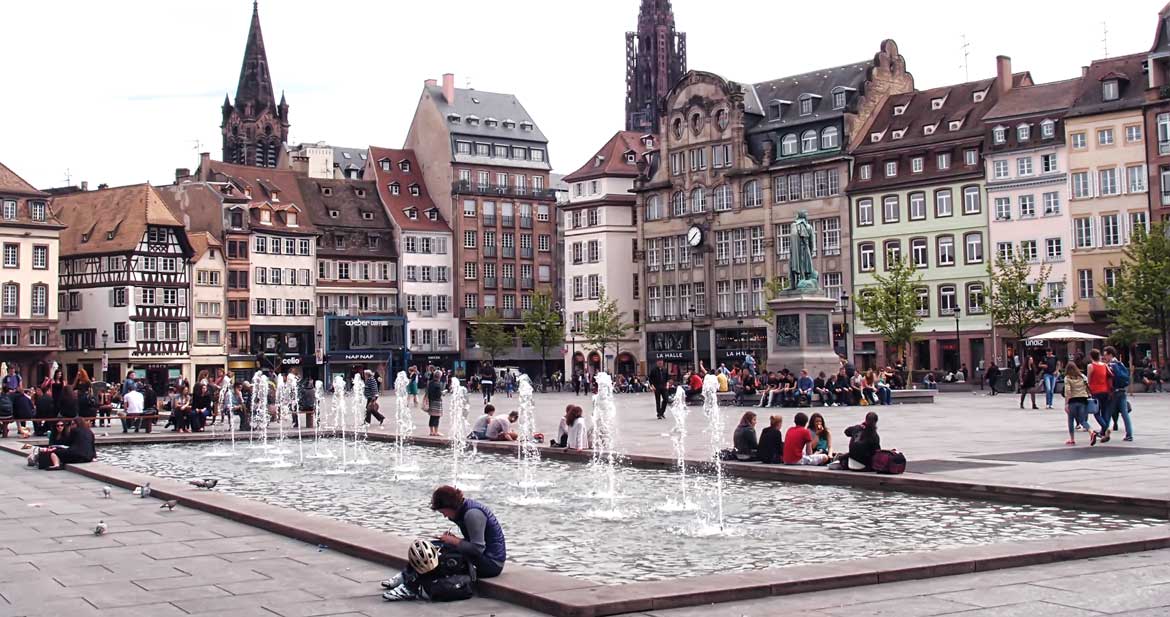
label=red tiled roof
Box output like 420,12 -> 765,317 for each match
200,160 -> 315,234
562,131 -> 649,183
0,161 -> 46,196
984,78 -> 1082,120
367,146 -> 451,233
54,184 -> 185,256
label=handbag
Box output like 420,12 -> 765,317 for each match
366,399 -> 380,413
1086,397 -> 1099,415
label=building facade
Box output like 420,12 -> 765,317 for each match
1065,53 -> 1151,337
0,161 -> 63,384
982,78 -> 1081,360
188,232 -> 228,378
562,131 -> 651,377
625,0 -> 686,133
404,74 -> 558,376
367,147 -> 458,371
850,57 -> 1028,372
221,2 -> 289,168
54,184 -> 194,390
635,40 -> 911,377
298,175 -> 405,382
1146,5 -> 1170,223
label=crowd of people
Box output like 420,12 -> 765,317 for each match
731,409 -> 883,470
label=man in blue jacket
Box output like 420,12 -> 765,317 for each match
1103,347 -> 1133,441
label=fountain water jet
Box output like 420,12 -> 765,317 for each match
349,373 -> 372,465
509,374 -> 553,505
247,373 -> 279,462
321,374 -> 351,475
586,372 -> 626,519
447,377 -> 480,490
391,371 -> 418,479
696,374 -> 727,534
204,380 -> 237,458
307,380 -> 333,459
657,385 -> 696,512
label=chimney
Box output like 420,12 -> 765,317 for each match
996,55 -> 1012,93
175,168 -> 191,183
198,152 -> 211,181
442,73 -> 455,105
424,78 -> 437,88
1082,65 -> 1090,78
97,183 -> 109,190
80,181 -> 88,191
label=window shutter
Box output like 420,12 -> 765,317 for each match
109,289 -> 116,307
180,322 -> 189,342
178,289 -> 187,307
135,321 -> 144,341
135,287 -> 143,306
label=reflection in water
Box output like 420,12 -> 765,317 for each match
100,441 -> 1160,585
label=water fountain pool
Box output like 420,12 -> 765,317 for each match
99,439 -> 1161,585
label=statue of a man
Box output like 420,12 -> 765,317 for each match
789,210 -> 818,291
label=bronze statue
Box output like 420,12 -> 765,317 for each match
789,210 -> 819,291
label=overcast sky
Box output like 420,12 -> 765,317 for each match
0,0 -> 1158,190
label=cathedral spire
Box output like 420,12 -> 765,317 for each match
221,1 -> 289,167
234,0 -> 277,112
625,0 -> 687,133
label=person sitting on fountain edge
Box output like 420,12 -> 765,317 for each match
382,485 -> 506,601
487,410 -> 519,441
470,404 -> 494,440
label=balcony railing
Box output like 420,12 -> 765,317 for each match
483,245 -> 497,257
483,276 -> 498,289
520,247 -> 533,259
1160,140 -> 1170,156
462,307 -> 479,318
412,343 -> 456,353
502,216 -> 515,227
502,277 -> 516,289
500,308 -> 520,319
502,246 -> 515,258
482,214 -> 497,226
451,181 -> 558,200
519,217 -> 533,229
520,277 -> 534,289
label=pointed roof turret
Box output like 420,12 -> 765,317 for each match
234,0 -> 277,114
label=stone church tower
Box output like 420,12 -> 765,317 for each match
625,0 -> 687,134
221,2 -> 289,167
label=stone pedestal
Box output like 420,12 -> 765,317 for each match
766,292 -> 841,378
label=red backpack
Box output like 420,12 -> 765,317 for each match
871,449 -> 906,474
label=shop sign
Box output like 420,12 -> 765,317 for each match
281,356 -> 302,366
343,319 -> 393,327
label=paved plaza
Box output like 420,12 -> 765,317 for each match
3,388 -> 1168,616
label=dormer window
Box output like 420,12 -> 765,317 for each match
406,208 -> 418,220
973,90 -> 987,103
361,211 -> 374,221
949,120 -> 963,131
870,131 -> 884,143
1103,79 -> 1119,101
399,160 -> 411,172
769,101 -> 783,120
106,231 -> 115,240
409,184 -> 421,197
467,115 -> 480,126
390,182 -> 400,195
893,104 -> 907,116
993,126 -> 1007,144
322,186 -> 333,196
625,152 -> 637,164
520,121 -> 534,131
923,124 -> 936,136
427,209 -> 439,221
485,118 -> 498,127
503,119 -> 516,129
798,95 -> 814,116
642,135 -> 654,148
379,159 -> 391,171
891,129 -> 905,140
355,188 -> 366,198
1041,119 -> 1056,138
833,90 -> 847,109
447,113 -> 462,123
260,210 -> 272,224
1017,124 -> 1030,142
286,212 -> 298,227
367,234 -> 380,249
329,209 -> 340,219
931,95 -> 947,110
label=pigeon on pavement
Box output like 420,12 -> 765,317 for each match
101,486 -> 112,499
93,520 -> 108,536
189,478 -> 219,490
160,500 -> 178,511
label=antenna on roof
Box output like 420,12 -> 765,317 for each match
465,76 -> 473,89
191,139 -> 202,151
1102,21 -> 1109,58
63,168 -> 71,186
959,34 -> 970,82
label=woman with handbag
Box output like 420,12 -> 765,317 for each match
1062,364 -> 1091,445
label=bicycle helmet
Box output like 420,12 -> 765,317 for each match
408,538 -> 440,574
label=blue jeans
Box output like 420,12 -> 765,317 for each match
1109,390 -> 1133,438
1043,373 -> 1057,407
877,386 -> 892,405
1092,393 -> 1111,432
1067,399 -> 1090,436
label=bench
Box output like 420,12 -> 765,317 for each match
716,392 -> 762,407
890,389 -> 935,404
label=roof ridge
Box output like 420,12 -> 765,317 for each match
752,58 -> 869,87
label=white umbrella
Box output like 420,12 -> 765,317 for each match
1026,328 -> 1106,342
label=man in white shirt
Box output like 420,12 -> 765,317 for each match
122,384 -> 146,433
487,411 -> 518,441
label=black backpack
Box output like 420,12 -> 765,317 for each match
419,547 -> 476,602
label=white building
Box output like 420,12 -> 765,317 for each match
368,147 -> 459,369
54,184 -> 194,389
561,131 -> 650,377
188,232 -> 227,379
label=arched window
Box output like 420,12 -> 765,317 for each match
742,180 -> 762,207
714,185 -> 733,211
781,134 -> 798,156
691,187 -> 706,213
645,194 -> 662,220
820,126 -> 840,150
672,191 -> 686,217
801,130 -> 818,153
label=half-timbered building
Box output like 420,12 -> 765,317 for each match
53,184 -> 194,390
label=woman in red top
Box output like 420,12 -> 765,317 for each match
1086,348 -> 1112,445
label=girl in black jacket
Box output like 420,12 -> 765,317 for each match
844,412 -> 881,471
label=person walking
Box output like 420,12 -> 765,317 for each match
406,366 -> 421,410
479,363 -> 495,404
363,370 -> 386,426
986,362 -> 1001,396
648,359 -> 669,420
1018,357 -> 1038,410
1086,348 -> 1112,445
424,374 -> 444,437
1062,363 -> 1091,445
1103,346 -> 1133,441
1041,349 -> 1058,409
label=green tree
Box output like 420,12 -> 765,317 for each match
473,308 -> 512,366
519,291 -> 563,391
855,257 -> 923,365
584,287 -> 632,374
762,276 -> 790,322
986,253 -> 1076,345
1108,222 -> 1170,364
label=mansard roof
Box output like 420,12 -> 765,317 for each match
1067,53 -> 1148,118
424,84 -> 548,143
745,60 -> 871,132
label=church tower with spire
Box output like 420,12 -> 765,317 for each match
221,1 -> 289,167
625,0 -> 686,133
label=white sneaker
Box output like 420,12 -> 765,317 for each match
382,585 -> 416,601
380,574 -> 404,589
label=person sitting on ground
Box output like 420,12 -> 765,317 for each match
782,412 -> 829,465
556,404 -> 589,450
757,415 -> 784,464
809,412 -> 832,456
382,486 -> 506,601
487,411 -> 519,441
796,370 -> 814,406
844,411 -> 881,471
732,411 -> 758,461
471,404 -> 494,440
39,418 -> 96,470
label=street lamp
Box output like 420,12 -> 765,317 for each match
953,307 -> 962,373
689,307 -> 697,372
101,330 -> 109,383
840,293 -> 851,364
